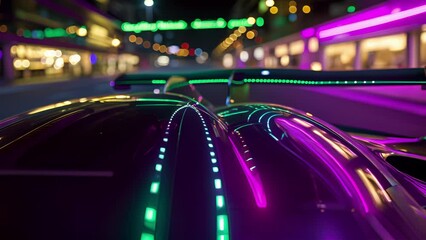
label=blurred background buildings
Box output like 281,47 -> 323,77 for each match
0,0 -> 425,83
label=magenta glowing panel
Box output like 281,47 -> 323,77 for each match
228,136 -> 267,208
318,3 -> 426,39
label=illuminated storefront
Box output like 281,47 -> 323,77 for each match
0,0 -> 138,82
360,34 -> 407,69
324,42 -> 356,70
9,44 -> 139,80
246,1 -> 426,71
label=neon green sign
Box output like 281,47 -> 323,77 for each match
121,20 -> 187,32
44,28 -> 68,38
157,20 -> 187,30
227,19 -> 252,29
23,27 -> 82,39
191,18 -> 227,29
121,21 -> 157,32
121,17 -> 263,32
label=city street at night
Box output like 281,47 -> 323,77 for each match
1,0 -> 426,239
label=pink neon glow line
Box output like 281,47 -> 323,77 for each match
276,118 -> 370,213
228,136 -> 267,208
319,4 -> 426,39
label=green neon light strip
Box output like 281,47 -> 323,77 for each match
217,215 -> 230,240
233,123 -> 258,132
136,104 -> 184,107
140,233 -> 155,240
167,79 -> 228,91
219,110 -> 249,118
269,133 -> 279,142
121,20 -> 187,32
191,18 -> 227,29
217,110 -> 230,115
214,179 -> 222,189
144,207 -> 157,228
166,82 -> 190,91
244,78 -> 426,85
136,98 -> 186,103
150,182 -> 160,194
188,105 -> 230,240
227,18 -> 253,29
216,195 -> 225,209
247,109 -> 264,122
152,80 -> 167,84
266,114 -> 282,132
258,111 -> 273,122
140,105 -> 190,240
122,17 -> 260,32
117,80 -> 167,85
23,26 -> 84,39
188,79 -> 229,84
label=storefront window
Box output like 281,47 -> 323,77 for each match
360,34 -> 407,69
324,42 -> 356,70
9,44 -> 139,80
284,40 -> 304,69
10,45 -> 89,79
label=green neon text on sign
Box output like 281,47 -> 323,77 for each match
157,20 -> 187,30
44,28 -> 68,38
227,18 -> 253,29
256,17 -> 265,27
121,21 -> 158,33
191,18 -> 227,29
121,17 -> 263,32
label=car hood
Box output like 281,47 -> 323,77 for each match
0,92 -> 425,239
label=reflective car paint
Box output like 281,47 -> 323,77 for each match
0,91 -> 425,239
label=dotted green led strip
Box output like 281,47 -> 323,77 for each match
189,104 -> 230,240
141,104 -> 230,240
140,104 -> 189,240
118,79 -> 167,85
136,98 -> 186,103
117,77 -> 426,87
188,79 -> 229,84
244,78 -> 426,85
218,110 -> 249,118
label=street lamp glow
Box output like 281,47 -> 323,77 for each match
270,6 -> 278,14
265,0 -> 275,7
144,0 -> 154,7
247,17 -> 256,25
112,38 -> 121,47
76,27 -> 87,37
302,5 -> 311,14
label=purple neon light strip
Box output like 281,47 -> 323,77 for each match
319,4 -> 426,39
276,118 -> 370,213
229,136 -> 267,208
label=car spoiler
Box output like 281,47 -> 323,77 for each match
110,67 -> 426,90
